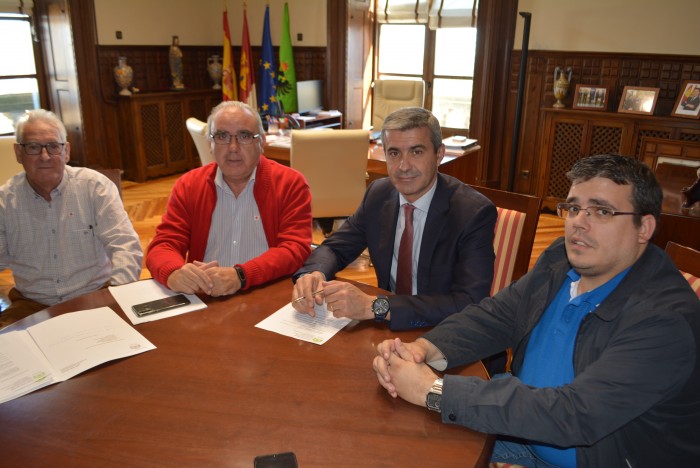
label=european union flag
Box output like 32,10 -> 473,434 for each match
258,6 -> 281,116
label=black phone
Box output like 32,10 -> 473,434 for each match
131,294 -> 191,317
253,452 -> 297,468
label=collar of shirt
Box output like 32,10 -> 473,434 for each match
214,166 -> 257,194
398,176 -> 438,213
566,266 -> 632,308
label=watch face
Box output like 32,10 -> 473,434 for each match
427,392 -> 441,412
372,297 -> 390,321
373,298 -> 389,314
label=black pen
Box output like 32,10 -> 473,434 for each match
292,289 -> 325,304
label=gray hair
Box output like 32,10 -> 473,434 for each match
14,109 -> 68,143
381,107 -> 443,152
207,100 -> 265,137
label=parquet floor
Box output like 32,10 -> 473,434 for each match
0,174 -> 564,311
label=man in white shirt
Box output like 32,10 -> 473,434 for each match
0,109 -> 142,328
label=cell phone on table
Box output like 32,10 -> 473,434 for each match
253,452 -> 298,468
131,294 -> 191,317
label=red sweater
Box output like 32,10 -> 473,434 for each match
146,156 -> 312,290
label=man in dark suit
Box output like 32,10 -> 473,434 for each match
291,107 -> 497,330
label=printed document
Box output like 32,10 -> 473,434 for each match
0,307 -> 155,405
109,279 -> 206,324
255,302 -> 351,345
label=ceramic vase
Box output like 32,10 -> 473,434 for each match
113,56 -> 133,96
169,35 -> 185,90
553,66 -> 572,108
207,55 -> 223,90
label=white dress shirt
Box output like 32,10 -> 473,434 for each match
0,167 -> 143,305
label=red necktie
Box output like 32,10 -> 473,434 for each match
396,204 -> 415,295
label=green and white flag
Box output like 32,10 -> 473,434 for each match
278,2 -> 297,113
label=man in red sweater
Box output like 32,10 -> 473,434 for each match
146,101 -> 312,297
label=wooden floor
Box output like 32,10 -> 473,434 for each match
0,174 -> 564,310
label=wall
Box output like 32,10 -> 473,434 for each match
514,0 -> 700,55
94,0 -> 327,47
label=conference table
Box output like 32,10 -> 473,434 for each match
0,278 -> 492,467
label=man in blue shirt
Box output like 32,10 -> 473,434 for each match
373,154 -> 700,467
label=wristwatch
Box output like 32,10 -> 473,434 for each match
426,377 -> 443,413
371,295 -> 390,322
234,265 -> 246,289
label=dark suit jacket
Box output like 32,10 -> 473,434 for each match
294,173 -> 497,330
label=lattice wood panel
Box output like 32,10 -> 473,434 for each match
679,131 -> 700,143
548,122 -> 583,199
636,129 -> 672,156
590,125 -> 622,156
165,102 -> 186,163
141,104 -> 165,167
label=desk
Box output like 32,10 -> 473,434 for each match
0,279 -> 492,467
264,142 -> 482,185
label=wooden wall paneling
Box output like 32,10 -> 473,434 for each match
508,50 -> 700,205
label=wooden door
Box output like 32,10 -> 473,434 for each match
35,0 -> 85,166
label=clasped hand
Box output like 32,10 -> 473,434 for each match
373,338 -> 439,406
291,271 -> 374,320
167,260 -> 241,296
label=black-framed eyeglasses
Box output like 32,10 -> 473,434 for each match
19,142 -> 66,156
209,131 -> 260,146
556,203 -> 642,223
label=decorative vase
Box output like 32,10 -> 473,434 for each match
169,35 -> 185,90
113,56 -> 133,96
207,55 -> 223,90
553,66 -> 572,108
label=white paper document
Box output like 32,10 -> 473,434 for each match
109,279 -> 206,324
255,302 -> 352,345
0,307 -> 155,405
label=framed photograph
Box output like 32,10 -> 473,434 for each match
572,85 -> 609,111
671,80 -> 700,119
617,86 -> 660,115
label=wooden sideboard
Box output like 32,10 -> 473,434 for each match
535,109 -> 700,209
535,110 -> 700,249
118,90 -> 221,182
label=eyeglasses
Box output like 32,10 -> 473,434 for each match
209,131 -> 260,146
19,142 -> 66,156
556,203 -> 641,223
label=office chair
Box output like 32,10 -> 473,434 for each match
186,117 -> 213,166
0,136 -> 25,185
290,129 -> 369,236
371,79 -> 425,130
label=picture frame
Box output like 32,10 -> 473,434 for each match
572,84 -> 609,111
617,86 -> 660,115
671,80 -> 700,119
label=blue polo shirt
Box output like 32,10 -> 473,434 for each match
518,267 -> 631,468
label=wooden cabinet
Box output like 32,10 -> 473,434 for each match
118,90 -> 221,181
536,109 -> 700,210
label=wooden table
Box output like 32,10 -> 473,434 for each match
0,278 -> 492,467
264,142 -> 482,185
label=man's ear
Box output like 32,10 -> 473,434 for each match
637,214 -> 656,244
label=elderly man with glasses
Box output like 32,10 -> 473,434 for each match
146,101 -> 312,297
0,109 -> 142,327
373,154 -> 700,467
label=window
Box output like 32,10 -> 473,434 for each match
375,0 -> 478,132
0,13 -> 40,135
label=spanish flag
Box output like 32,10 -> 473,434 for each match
222,7 -> 237,101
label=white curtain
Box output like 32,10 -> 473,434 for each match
376,0 -> 430,24
0,0 -> 33,15
376,0 -> 477,28
428,0 -> 478,29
